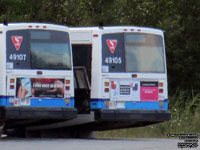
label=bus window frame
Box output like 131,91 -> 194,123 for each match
102,32 -> 166,73
6,29 -> 72,70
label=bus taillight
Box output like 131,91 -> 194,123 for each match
103,80 -> 110,96
65,86 -> 70,90
104,82 -> 109,86
159,89 -> 164,93
105,88 -> 109,92
65,80 -> 70,84
10,85 -> 14,89
10,79 -> 15,83
159,82 -> 163,87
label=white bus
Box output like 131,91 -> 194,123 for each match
0,23 -> 77,134
70,26 -> 170,128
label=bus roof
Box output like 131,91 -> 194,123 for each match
70,26 -> 164,44
70,26 -> 163,33
0,23 -> 69,31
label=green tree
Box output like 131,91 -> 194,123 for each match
1,0 -> 200,95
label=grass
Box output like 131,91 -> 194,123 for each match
95,91 -> 200,139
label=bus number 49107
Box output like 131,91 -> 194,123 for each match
9,54 -> 26,61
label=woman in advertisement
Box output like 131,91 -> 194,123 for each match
17,78 -> 65,98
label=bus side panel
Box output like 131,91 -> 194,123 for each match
0,27 -> 7,103
90,31 -> 103,99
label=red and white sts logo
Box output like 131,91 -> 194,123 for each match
11,36 -> 23,51
106,40 -> 117,54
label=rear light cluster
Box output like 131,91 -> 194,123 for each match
65,80 -> 70,91
10,78 -> 15,89
104,82 -> 109,93
158,82 -> 164,93
158,82 -> 164,108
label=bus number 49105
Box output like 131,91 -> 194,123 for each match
105,57 -> 122,64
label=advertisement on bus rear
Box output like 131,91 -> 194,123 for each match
16,78 -> 65,98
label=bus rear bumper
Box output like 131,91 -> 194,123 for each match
0,106 -> 77,120
94,109 -> 171,122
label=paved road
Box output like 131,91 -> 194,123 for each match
0,138 -> 185,150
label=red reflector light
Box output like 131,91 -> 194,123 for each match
28,25 -> 32,28
14,100 -> 18,105
65,86 -> 70,90
159,89 -> 164,93
132,74 -> 137,78
10,85 -> 14,89
131,29 -> 134,31
43,26 -> 47,28
105,88 -> 109,92
93,34 -> 98,37
37,71 -> 43,75
137,29 -> 141,31
36,25 -> 39,28
124,29 -> 127,31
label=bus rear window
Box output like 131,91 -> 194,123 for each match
124,33 -> 165,73
6,30 -> 71,70
31,42 -> 71,69
102,33 -> 165,73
